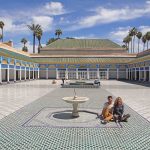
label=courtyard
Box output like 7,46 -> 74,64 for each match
0,80 -> 150,149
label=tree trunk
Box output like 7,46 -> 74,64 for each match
138,39 -> 140,53
147,41 -> 148,50
133,35 -> 135,53
33,33 -> 35,53
131,39 -> 132,53
2,28 -> 3,42
127,43 -> 129,52
38,39 -> 41,54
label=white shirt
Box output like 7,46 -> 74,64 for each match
103,102 -> 113,110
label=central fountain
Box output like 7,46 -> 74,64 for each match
62,89 -> 89,117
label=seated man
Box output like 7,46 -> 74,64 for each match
62,78 -> 65,85
100,96 -> 113,124
94,78 -> 100,86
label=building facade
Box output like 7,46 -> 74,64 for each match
0,39 -> 150,83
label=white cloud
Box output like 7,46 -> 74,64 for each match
0,1 -> 66,35
73,34 -> 100,39
68,1 -> 150,31
146,0 -> 150,4
0,17 -> 28,35
110,26 -> 131,43
32,16 -> 53,32
139,26 -> 150,34
43,2 -> 65,15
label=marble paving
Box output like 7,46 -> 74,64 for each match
0,80 -> 59,119
0,80 -> 150,149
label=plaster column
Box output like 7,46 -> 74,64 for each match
65,68 -> 68,79
130,68 -> 133,80
0,64 -> 2,84
135,68 -> 136,80
144,67 -> 146,81
38,68 -> 40,79
87,68 -> 90,80
20,67 -> 22,81
129,68 -> 131,80
117,68 -> 119,80
139,67 -> 141,81
76,68 -> 78,80
56,68 -> 59,79
97,68 -> 100,79
107,68 -> 109,80
149,66 -> 150,82
29,67 -> 30,80
7,65 -> 10,83
25,67 -> 26,81
14,66 -> 16,82
126,68 -> 128,80
46,68 -> 48,79
33,68 -> 35,79
128,69 -> 130,80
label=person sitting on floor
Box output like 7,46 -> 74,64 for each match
100,96 -> 113,124
113,97 -> 130,122
62,78 -> 65,85
94,78 -> 100,86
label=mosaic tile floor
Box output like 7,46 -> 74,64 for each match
22,108 -> 121,128
0,81 -> 150,150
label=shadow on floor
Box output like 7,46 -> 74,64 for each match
118,80 -> 150,87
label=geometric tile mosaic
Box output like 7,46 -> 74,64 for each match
22,108 -> 121,128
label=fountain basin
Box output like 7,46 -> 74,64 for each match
62,97 -> 89,117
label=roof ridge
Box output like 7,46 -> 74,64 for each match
42,39 -> 122,50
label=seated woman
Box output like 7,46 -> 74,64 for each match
101,96 -> 113,124
113,97 -> 130,122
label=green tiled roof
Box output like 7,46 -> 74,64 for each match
35,57 -> 135,64
42,39 -> 122,49
128,54 -> 150,64
0,48 -> 35,62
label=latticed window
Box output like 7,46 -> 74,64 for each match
89,71 -> 97,79
68,71 -> 76,79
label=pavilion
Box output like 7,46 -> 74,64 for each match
0,39 -> 150,83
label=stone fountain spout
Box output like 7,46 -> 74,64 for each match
73,88 -> 77,100
62,89 -> 89,117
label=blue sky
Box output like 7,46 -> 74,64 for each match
0,0 -> 150,53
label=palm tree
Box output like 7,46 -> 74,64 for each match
142,35 -> 147,51
129,29 -> 133,53
46,38 -> 57,45
131,27 -> 137,53
123,35 -> 131,53
21,38 -> 28,52
123,36 -> 129,50
136,31 -> 142,53
27,24 -> 41,53
55,29 -> 62,39
0,21 -> 4,42
126,35 -> 132,53
0,34 -> 2,42
146,31 -> 150,50
35,28 -> 43,53
122,44 -> 127,49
